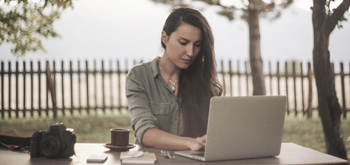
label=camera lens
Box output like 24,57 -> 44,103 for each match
40,137 -> 61,158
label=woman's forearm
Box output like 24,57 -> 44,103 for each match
142,128 -> 199,150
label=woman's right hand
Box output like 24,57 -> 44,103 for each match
187,135 -> 206,151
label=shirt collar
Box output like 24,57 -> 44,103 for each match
151,57 -> 160,78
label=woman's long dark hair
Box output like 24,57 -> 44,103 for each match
161,8 -> 222,138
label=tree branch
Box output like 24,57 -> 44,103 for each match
325,0 -> 350,36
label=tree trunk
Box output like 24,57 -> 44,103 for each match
312,0 -> 348,160
248,1 -> 266,95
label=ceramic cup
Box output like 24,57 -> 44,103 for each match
110,129 -> 130,146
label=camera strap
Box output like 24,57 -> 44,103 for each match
0,135 -> 31,150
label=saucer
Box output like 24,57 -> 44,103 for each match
103,143 -> 136,151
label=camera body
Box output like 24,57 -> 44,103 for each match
30,123 -> 76,158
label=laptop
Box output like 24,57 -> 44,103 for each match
174,96 -> 287,161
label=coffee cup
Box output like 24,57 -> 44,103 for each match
110,129 -> 130,146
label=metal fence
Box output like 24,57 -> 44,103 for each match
0,59 -> 349,119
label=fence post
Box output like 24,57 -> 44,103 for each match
86,60 -> 90,114
78,60 -> 82,114
109,60 -> 114,112
30,61 -> 34,117
269,61 -> 272,95
1,61 -> 4,119
285,62 -> 289,115
293,62 -> 297,116
340,62 -> 346,118
15,61 -> 19,118
46,61 -> 49,117
300,63 -> 305,116
277,61 -> 280,95
46,61 -> 57,119
38,61 -> 42,117
229,60 -> 233,96
69,61 -> 73,115
9,62 -> 12,118
94,60 -> 97,112
117,60 -> 121,111
102,60 -> 106,113
53,61 -> 57,116
23,61 -> 26,118
61,61 -> 65,115
307,62 -> 313,119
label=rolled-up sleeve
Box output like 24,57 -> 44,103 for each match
125,71 -> 159,145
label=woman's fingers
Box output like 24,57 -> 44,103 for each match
201,135 -> 207,144
196,135 -> 206,146
196,137 -> 206,146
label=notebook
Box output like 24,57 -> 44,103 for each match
175,96 -> 287,161
120,152 -> 156,164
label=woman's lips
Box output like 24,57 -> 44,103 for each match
182,58 -> 191,64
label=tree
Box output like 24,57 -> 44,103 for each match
247,0 -> 266,95
312,0 -> 349,160
0,0 -> 73,57
150,0 -> 293,95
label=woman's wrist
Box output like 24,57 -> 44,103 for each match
182,137 -> 193,149
182,137 -> 199,150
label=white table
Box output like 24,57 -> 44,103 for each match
0,142 -> 347,164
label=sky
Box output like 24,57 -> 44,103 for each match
0,0 -> 349,71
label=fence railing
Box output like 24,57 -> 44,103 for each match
0,59 -> 349,119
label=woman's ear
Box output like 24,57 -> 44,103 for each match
161,31 -> 169,46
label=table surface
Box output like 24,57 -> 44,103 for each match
0,142 -> 348,165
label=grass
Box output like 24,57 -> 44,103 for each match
0,110 -> 136,143
282,112 -> 350,160
0,111 -> 349,159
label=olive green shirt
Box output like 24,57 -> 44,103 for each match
125,57 -> 184,145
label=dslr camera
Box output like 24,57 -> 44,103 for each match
30,123 -> 76,158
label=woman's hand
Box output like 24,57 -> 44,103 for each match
142,128 -> 207,151
187,135 -> 206,151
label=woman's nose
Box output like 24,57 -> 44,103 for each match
186,45 -> 194,57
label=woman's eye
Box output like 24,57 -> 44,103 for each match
195,43 -> 201,47
179,42 -> 187,45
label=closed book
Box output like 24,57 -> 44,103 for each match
120,152 -> 156,164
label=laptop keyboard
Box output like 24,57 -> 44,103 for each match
191,152 -> 204,157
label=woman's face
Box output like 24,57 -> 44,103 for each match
162,23 -> 202,69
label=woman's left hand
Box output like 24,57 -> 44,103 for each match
196,135 -> 206,146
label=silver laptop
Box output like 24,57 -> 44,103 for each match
175,96 -> 287,161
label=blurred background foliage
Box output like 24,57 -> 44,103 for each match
0,0 -> 73,57
150,0 -> 293,21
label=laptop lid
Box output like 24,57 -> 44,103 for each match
175,96 -> 287,162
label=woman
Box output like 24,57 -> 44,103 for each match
125,7 -> 222,151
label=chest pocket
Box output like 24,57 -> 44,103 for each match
150,103 -> 173,115
150,102 -> 179,133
